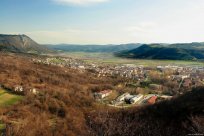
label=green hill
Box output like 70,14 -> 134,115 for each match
115,44 -> 204,60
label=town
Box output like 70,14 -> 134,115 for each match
94,90 -> 172,108
32,56 -> 204,107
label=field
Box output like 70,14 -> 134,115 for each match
0,89 -> 23,107
60,52 -> 204,67
0,123 -> 5,132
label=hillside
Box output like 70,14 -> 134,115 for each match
0,53 -> 203,136
89,87 -> 204,136
0,53 -> 120,136
46,43 -> 141,53
171,42 -> 204,49
115,44 -> 204,60
0,34 -> 49,54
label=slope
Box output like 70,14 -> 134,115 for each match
115,44 -> 204,60
0,34 -> 49,54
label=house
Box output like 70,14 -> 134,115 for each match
124,95 -> 135,103
78,66 -> 85,69
94,90 -> 112,99
171,75 -> 190,81
116,93 -> 130,102
129,94 -> 144,104
160,95 -> 172,99
147,96 -> 157,104
14,86 -> 23,92
30,88 -> 38,94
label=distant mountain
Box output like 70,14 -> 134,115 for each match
170,42 -> 204,49
115,43 -> 204,60
46,43 -> 141,53
0,34 -> 49,54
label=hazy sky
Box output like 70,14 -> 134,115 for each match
0,0 -> 204,44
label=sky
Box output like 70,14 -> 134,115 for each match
0,0 -> 204,44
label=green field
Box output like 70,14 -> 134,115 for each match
0,123 -> 5,132
60,52 -> 204,67
0,89 -> 23,107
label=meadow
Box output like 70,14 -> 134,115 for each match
61,52 -> 204,67
0,89 -> 23,107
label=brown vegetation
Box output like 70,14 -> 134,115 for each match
0,52 -> 203,136
88,87 -> 204,136
0,53 -> 119,136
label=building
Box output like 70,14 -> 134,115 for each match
147,96 -> 157,104
94,90 -> 112,99
124,95 -> 135,103
160,95 -> 172,99
14,86 -> 23,92
30,88 -> 38,94
116,93 -> 130,102
129,94 -> 144,104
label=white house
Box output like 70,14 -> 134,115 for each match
129,94 -> 144,104
116,93 -> 130,102
94,90 -> 112,99
14,86 -> 23,92
30,88 -> 38,94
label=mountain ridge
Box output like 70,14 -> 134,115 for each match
45,43 -> 142,53
0,34 -> 49,54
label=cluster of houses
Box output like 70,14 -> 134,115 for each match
14,85 -> 38,94
33,57 -> 148,80
96,65 -> 146,80
32,57 -> 87,71
33,57 -> 204,92
156,65 -> 204,89
94,90 -> 172,107
112,93 -> 163,106
34,57 -> 204,84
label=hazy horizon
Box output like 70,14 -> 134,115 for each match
1,0 -> 204,44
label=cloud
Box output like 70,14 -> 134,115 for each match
52,0 -> 109,6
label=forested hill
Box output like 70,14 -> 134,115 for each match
115,43 -> 204,60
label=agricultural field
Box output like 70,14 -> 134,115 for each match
61,52 -> 204,67
0,89 -> 23,107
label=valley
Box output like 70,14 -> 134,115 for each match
60,52 -> 204,66
1,0 -> 204,135
0,35 -> 203,136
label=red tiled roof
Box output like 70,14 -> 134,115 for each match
100,90 -> 112,95
147,96 -> 157,104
